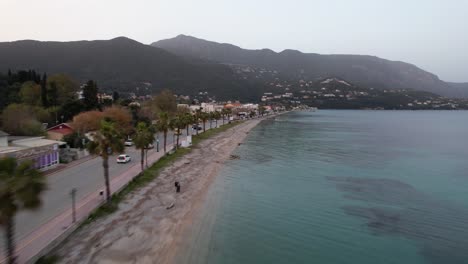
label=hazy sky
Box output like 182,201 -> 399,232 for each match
1,0 -> 467,82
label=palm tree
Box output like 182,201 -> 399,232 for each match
259,106 -> 266,116
200,112 -> 209,132
132,122 -> 154,171
213,111 -> 221,127
195,109 -> 203,135
146,124 -> 157,167
156,112 -> 170,153
221,108 -> 228,125
225,108 -> 232,122
0,157 -> 46,264
87,120 -> 124,203
182,113 -> 193,136
169,115 -> 184,149
209,112 -> 215,129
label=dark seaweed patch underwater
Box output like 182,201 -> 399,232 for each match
328,176 -> 468,264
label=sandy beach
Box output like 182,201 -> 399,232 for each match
55,119 -> 262,264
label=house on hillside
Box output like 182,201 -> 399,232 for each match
224,102 -> 242,110
47,123 -> 74,141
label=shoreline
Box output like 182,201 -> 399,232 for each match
54,118 -> 264,263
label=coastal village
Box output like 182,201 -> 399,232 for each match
0,70 -> 466,264
1,2 -> 467,263
232,65 -> 468,110
0,93 -> 279,173
0,71 -> 294,263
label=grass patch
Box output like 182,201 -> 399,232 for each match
192,121 -> 241,145
35,255 -> 59,264
81,121 -> 242,226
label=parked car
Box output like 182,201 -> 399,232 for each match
192,124 -> 202,130
117,154 -> 131,163
124,140 -> 133,146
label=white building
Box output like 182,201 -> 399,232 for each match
189,105 -> 202,113
0,135 -> 65,171
201,103 -> 215,112
0,130 -> 8,147
242,103 -> 259,110
201,103 -> 224,113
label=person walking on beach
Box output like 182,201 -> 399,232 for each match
175,181 -> 181,193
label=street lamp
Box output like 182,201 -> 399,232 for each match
156,135 -> 159,152
70,188 -> 77,224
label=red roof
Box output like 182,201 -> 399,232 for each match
47,123 -> 74,136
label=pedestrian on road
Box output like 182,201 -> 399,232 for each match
175,181 -> 181,193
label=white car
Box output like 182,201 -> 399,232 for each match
124,140 -> 133,146
117,154 -> 131,163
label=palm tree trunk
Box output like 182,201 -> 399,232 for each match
210,119 -> 212,129
163,131 -> 167,153
203,121 -> 206,132
222,115 -> 225,125
145,149 -> 149,168
140,148 -> 144,171
5,215 -> 16,264
176,134 -> 179,149
103,156 -> 111,202
186,125 -> 189,136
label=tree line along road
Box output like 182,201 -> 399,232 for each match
0,123 -> 218,260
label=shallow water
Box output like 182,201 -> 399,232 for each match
178,110 -> 468,264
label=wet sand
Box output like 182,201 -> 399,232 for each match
56,119 -> 261,264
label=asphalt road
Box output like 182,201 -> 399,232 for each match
0,121 -> 221,255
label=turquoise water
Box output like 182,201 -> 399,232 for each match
179,111 -> 468,264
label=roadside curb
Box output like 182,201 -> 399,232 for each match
44,155 -> 97,177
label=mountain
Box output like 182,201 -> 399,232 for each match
153,35 -> 468,98
446,82 -> 468,96
0,37 -> 261,101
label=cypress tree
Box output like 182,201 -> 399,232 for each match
112,91 -> 120,102
7,69 -> 12,84
48,81 -> 58,107
41,73 -> 48,108
83,80 -> 99,110
28,69 -> 32,81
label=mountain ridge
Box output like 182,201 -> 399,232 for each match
152,35 -> 468,98
0,37 -> 262,100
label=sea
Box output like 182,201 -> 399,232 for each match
177,110 -> 468,264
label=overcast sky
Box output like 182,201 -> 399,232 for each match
1,0 -> 467,82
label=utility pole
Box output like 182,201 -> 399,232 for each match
172,133 -> 175,149
70,188 -> 77,224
